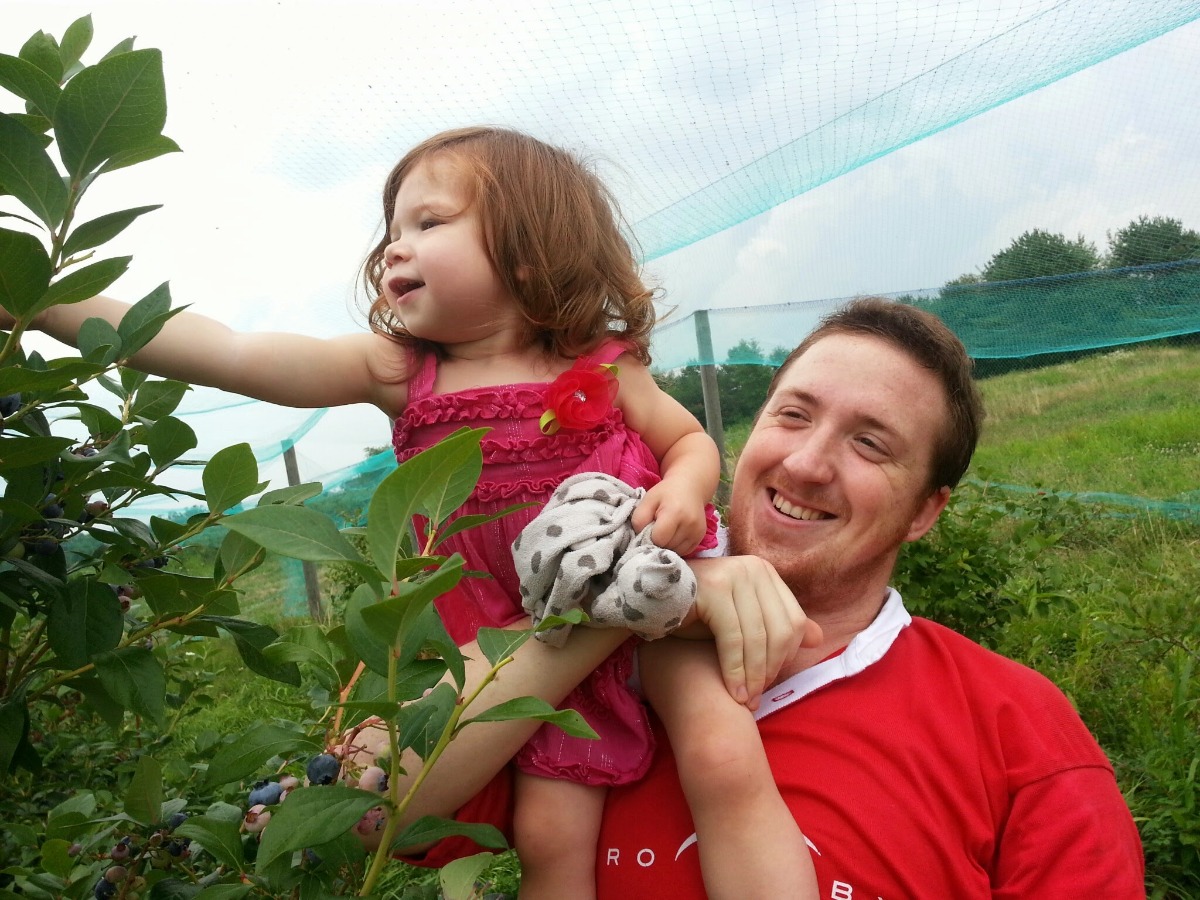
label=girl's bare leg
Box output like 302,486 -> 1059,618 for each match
513,772 -> 606,900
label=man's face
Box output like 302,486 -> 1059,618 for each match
729,333 -> 951,605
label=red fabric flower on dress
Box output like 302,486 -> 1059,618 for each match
539,359 -> 619,435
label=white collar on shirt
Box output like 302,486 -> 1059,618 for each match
753,588 -> 911,722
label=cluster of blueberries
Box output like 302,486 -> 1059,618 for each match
83,753 -> 392,897
88,814 -> 189,899
242,753 -> 391,853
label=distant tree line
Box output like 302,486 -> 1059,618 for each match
654,339 -> 790,430
943,215 -> 1200,288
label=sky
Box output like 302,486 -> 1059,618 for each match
4,0 -> 1199,508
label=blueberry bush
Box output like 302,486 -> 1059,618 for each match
0,17 -> 590,898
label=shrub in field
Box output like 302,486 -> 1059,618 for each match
1,17 -> 586,898
892,478 -> 1081,644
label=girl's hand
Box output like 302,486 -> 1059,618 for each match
633,478 -> 708,554
683,556 -> 822,709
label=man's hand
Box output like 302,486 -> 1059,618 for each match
681,556 -> 822,710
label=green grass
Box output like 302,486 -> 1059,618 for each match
972,343 -> 1200,499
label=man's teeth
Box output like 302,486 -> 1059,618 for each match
772,494 -> 830,521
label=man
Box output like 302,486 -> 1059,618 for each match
395,298 -> 1144,897
596,298 -> 1145,896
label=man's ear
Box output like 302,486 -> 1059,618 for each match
904,486 -> 951,543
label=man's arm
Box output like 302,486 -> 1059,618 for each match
992,768 -> 1145,897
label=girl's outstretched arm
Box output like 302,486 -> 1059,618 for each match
29,295 -> 412,415
612,357 -> 721,553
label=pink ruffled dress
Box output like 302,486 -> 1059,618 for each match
391,339 -> 716,786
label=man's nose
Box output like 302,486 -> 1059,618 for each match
781,429 -> 836,484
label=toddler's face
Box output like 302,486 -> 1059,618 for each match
381,158 -> 520,348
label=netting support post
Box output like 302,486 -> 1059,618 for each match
283,444 -> 327,623
694,310 -> 731,506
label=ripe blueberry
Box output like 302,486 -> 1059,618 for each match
306,753 -> 340,785
248,779 -> 284,806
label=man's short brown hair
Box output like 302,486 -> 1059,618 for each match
766,297 -> 985,490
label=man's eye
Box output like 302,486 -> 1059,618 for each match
856,436 -> 889,457
774,407 -> 808,422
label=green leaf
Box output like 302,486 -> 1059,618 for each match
344,583 -> 391,676
0,114 -> 67,230
434,503 -> 533,548
397,682 -> 457,759
58,15 -> 94,73
101,37 -> 137,61
44,792 -> 96,841
255,785 -> 382,872
441,852 -> 495,900
78,315 -> 122,365
0,226 -> 52,318
123,754 -> 163,826
262,624 -> 340,691
38,838 -> 74,879
476,626 -> 532,668
36,257 -> 132,319
0,360 -> 103,396
390,815 -> 507,854
202,722 -> 320,789
116,282 -> 176,354
175,815 -> 245,870
217,529 -> 265,582
138,573 -> 201,617
145,415 -> 198,466
367,427 -> 486,576
71,675 -> 125,729
99,134 -> 181,174
203,443 -> 259,514
132,378 -> 190,420
223,505 -> 362,562
20,30 -> 62,81
61,205 -> 161,258
46,579 -> 123,669
0,53 -> 62,119
202,616 -> 301,686
55,49 -> 167,178
0,695 -> 31,773
464,696 -> 598,740
93,645 -> 166,725
258,482 -> 323,505
360,555 -> 463,653
194,884 -> 253,900
0,435 -> 74,468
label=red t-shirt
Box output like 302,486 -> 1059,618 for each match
418,591 -> 1145,897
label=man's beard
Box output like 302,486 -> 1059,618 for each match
727,505 -> 838,602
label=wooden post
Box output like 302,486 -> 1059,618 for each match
282,443 -> 326,623
694,310 -> 731,505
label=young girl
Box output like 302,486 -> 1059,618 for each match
18,126 -> 815,898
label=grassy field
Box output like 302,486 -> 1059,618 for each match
972,343 -> 1200,499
